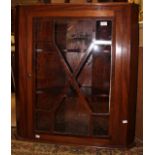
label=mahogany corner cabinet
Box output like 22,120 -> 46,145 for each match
15,3 -> 139,147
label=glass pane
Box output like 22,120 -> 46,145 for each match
33,17 -> 112,137
92,115 -> 109,136
35,111 -> 52,132
54,97 -> 90,136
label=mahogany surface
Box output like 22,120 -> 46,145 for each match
15,3 -> 139,147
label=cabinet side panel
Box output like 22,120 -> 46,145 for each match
111,6 -> 134,146
119,9 -> 129,145
110,10 -> 123,145
15,6 -> 28,138
127,5 -> 139,144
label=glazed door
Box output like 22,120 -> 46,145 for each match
33,17 -> 113,138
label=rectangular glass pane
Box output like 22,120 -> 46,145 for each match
33,17 -> 112,137
92,115 -> 109,136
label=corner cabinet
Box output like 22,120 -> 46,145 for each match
15,3 -> 139,147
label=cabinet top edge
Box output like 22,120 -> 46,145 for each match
16,2 -> 138,8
